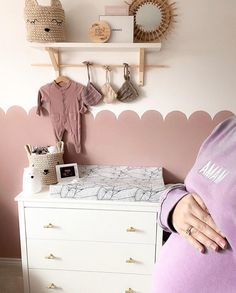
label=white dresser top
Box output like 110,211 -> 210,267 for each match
15,188 -> 160,212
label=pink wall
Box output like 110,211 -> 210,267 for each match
0,107 -> 233,258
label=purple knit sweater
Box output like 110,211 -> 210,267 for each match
152,116 -> 236,293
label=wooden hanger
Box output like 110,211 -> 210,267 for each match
55,75 -> 70,84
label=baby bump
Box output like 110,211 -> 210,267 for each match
151,233 -> 235,293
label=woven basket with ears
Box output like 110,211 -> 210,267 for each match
24,0 -> 66,42
25,141 -> 64,185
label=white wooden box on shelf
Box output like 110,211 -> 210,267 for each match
28,42 -> 162,86
15,188 -> 163,293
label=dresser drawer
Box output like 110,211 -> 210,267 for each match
25,208 -> 157,244
29,269 -> 151,293
27,239 -> 155,274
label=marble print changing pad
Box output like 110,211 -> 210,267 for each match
49,165 -> 166,202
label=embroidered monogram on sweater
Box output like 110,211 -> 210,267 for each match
199,160 -> 229,183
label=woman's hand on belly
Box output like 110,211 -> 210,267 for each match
172,193 -> 228,253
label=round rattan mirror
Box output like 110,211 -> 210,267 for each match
129,0 -> 176,42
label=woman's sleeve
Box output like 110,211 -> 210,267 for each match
158,184 -> 189,233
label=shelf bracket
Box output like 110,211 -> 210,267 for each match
46,48 -> 60,77
139,48 -> 145,86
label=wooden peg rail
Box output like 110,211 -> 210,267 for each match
30,43 -> 164,86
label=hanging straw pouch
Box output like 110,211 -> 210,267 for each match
24,141 -> 64,185
117,63 -> 139,103
101,66 -> 117,103
81,62 -> 103,106
24,0 -> 66,42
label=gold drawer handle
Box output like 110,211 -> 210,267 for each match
126,227 -> 136,232
125,289 -> 135,293
126,257 -> 136,264
45,254 -> 56,260
44,223 -> 54,229
47,283 -> 57,289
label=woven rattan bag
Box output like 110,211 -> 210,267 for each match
24,0 -> 66,42
25,141 -> 64,185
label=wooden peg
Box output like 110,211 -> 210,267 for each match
82,61 -> 93,66
139,48 -> 145,86
104,65 -> 112,71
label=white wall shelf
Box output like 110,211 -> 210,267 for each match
30,42 -> 161,50
29,42 -> 162,86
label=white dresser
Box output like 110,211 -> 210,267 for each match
15,188 -> 163,293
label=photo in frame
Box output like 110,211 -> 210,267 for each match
56,163 -> 79,182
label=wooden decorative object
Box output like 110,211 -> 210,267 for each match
129,0 -> 177,42
88,21 -> 111,43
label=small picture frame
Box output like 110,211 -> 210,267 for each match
99,15 -> 134,43
56,163 -> 79,182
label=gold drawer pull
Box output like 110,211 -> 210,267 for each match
47,283 -> 57,289
45,254 -> 56,260
44,223 -> 54,229
125,289 -> 135,293
126,257 -> 136,264
126,227 -> 136,232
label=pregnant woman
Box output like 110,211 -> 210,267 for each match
152,115 -> 236,293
